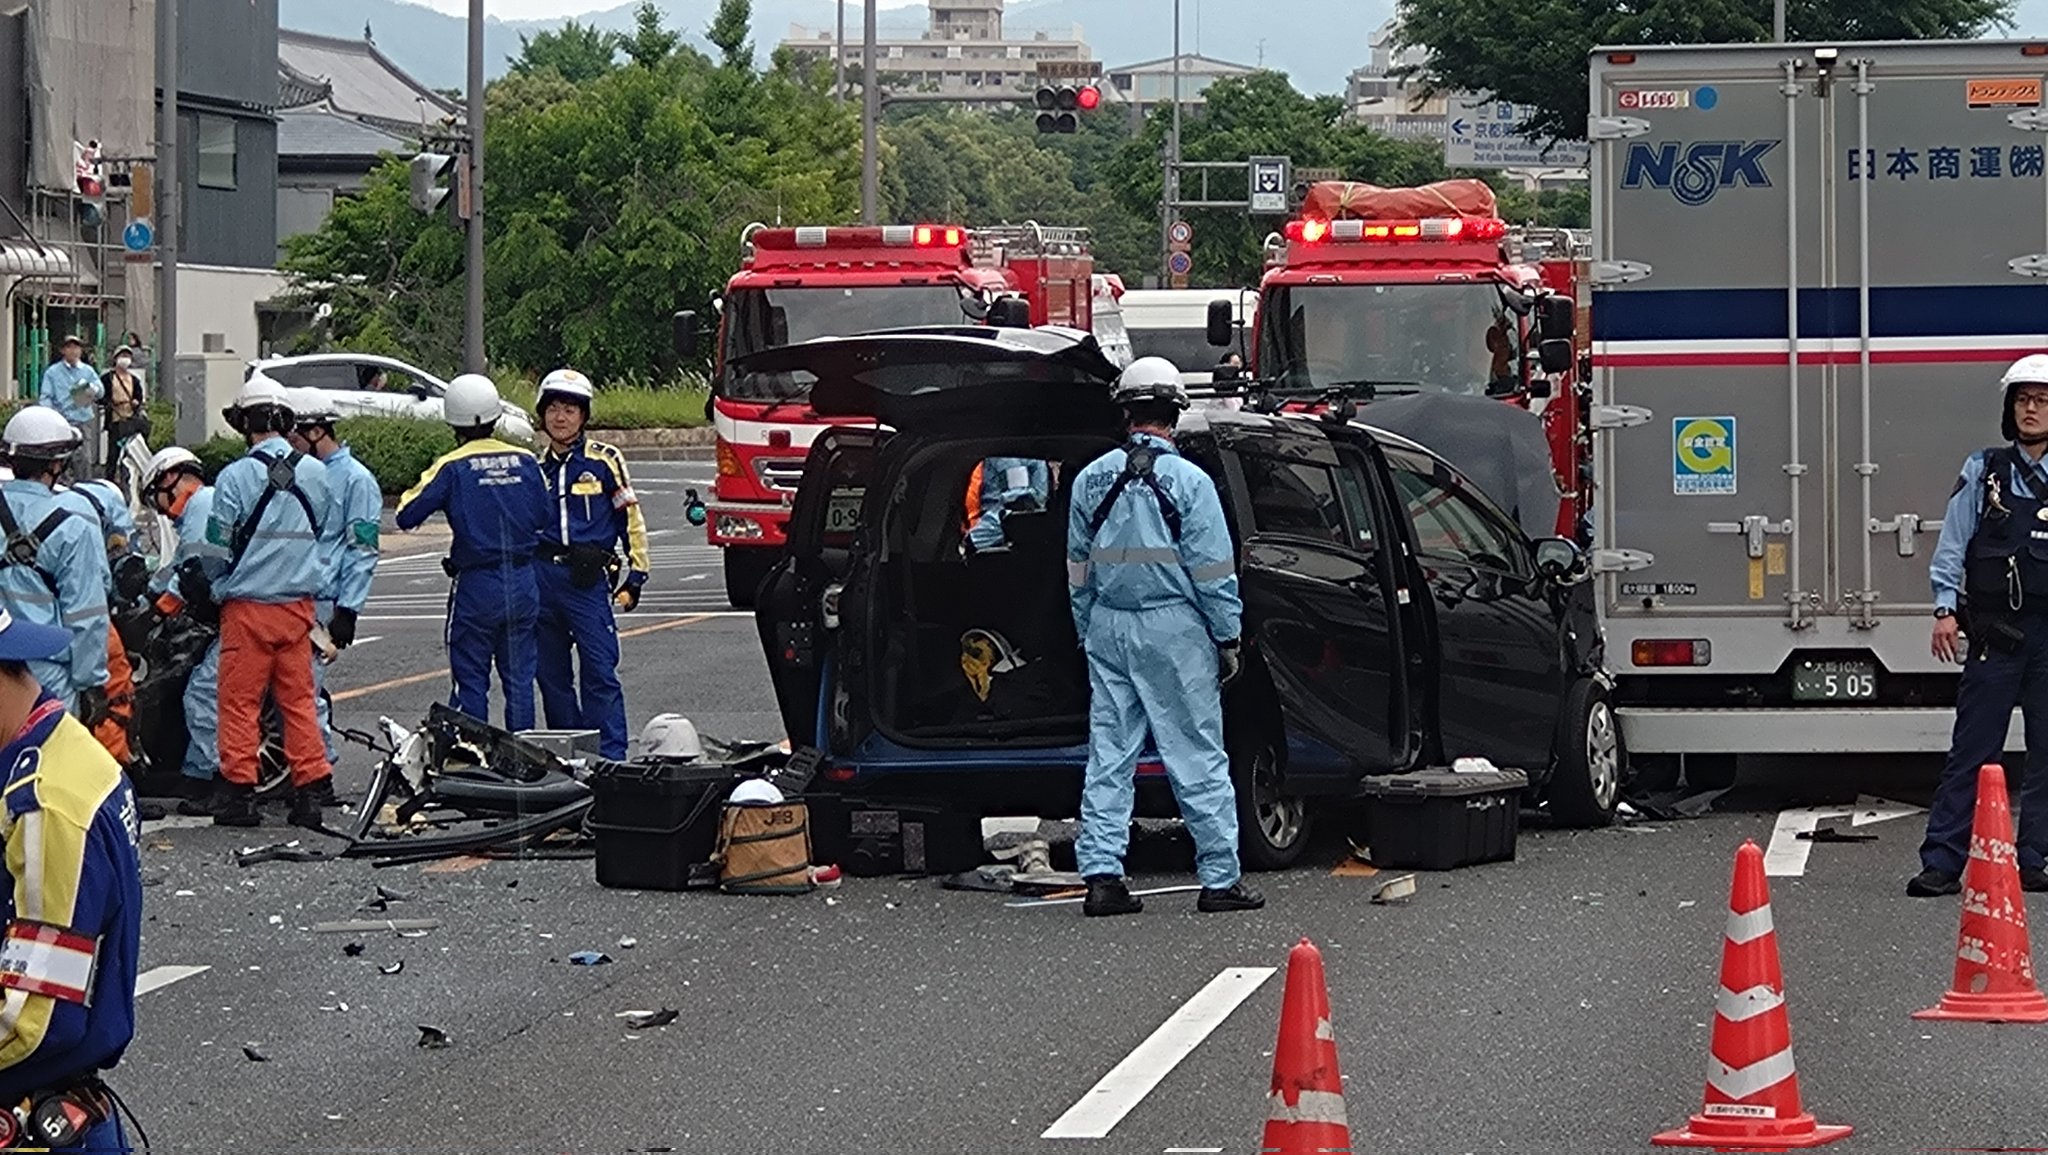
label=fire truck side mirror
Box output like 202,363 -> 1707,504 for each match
988,297 -> 1033,328
1539,296 -> 1576,341
1205,300 -> 1234,348
673,311 -> 700,358
1538,338 -> 1574,376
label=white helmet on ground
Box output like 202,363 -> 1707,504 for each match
2,407 -> 82,464
2001,355 -> 2048,442
1111,356 -> 1190,410
224,369 -> 296,435
144,445 -> 203,491
443,373 -> 503,430
640,713 -> 703,760
538,368 -> 596,408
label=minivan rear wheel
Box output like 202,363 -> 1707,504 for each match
1547,678 -> 1624,828
1231,728 -> 1311,871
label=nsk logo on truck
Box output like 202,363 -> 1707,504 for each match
1621,140 -> 1781,206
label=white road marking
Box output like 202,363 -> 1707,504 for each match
1042,967 -> 1277,1140
136,965 -> 210,996
1764,795 -> 1925,877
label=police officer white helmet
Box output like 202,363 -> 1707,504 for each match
443,373 -> 503,431
2001,354 -> 2048,443
224,370 -> 297,436
1,406 -> 84,465
1111,356 -> 1191,411
538,368 -> 596,408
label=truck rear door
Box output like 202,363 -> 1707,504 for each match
1590,43 -> 2048,752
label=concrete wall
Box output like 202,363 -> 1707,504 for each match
176,263 -> 287,362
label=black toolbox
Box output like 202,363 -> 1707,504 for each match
588,744 -> 783,891
1358,767 -> 1527,871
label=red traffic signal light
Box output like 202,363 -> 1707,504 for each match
1076,84 -> 1101,111
1034,83 -> 1101,133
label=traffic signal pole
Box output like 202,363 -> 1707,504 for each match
465,0 -> 485,373
1162,0 -> 1181,283
861,0 -> 879,224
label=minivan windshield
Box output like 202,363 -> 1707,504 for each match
722,285 -> 973,402
1257,283 -> 1523,397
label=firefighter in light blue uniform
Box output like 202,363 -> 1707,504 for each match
395,374 -> 549,732
287,393 -> 380,765
968,457 -> 1052,552
535,369 -> 649,759
0,606 -> 143,1153
142,447 -> 224,806
1066,358 -> 1263,917
0,410 -> 109,720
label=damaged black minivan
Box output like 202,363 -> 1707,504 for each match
746,326 -> 1621,869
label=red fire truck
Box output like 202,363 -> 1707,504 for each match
677,222 -> 1097,606
1214,181 -> 1593,542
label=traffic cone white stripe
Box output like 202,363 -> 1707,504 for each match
1714,984 -> 1786,1023
1705,1047 -> 1797,1101
1314,1017 -> 1335,1041
1724,903 -> 1774,945
1264,1088 -> 1349,1127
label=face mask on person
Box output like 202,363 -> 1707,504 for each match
115,356 -> 132,370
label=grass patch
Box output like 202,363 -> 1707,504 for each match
502,377 -> 710,430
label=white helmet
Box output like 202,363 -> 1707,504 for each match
289,388 -> 342,429
538,368 -> 596,407
2,407 -> 82,463
639,713 -> 703,760
729,779 -> 785,805
443,373 -> 503,430
143,445 -> 203,490
224,370 -> 296,434
1111,356 -> 1190,410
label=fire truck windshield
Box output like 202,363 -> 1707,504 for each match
723,285 -> 973,402
1257,283 -> 1523,397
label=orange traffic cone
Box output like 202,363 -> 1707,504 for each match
1915,763 -> 2048,1024
1654,840 -> 1852,1150
1259,938 -> 1350,1155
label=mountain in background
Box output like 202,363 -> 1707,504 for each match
277,0 -> 1385,97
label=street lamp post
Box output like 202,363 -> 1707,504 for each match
1774,0 -> 1786,41
836,0 -> 846,103
862,0 -> 879,224
465,0 -> 485,373
1161,0 -> 1182,283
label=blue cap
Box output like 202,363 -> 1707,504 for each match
0,606 -> 71,662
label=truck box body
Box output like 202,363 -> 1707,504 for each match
1589,40 -> 2048,754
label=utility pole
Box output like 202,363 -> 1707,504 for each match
861,0 -> 878,224
1161,0 -> 1182,282
1773,0 -> 1787,42
464,0 -> 485,373
158,0 -> 183,439
836,0 -> 846,103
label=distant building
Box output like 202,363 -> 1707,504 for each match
1105,53 -> 1257,123
1346,19 -> 1447,142
276,28 -> 460,259
778,0 -> 1096,96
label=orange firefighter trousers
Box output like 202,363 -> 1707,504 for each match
217,599 -> 331,788
92,622 -> 135,765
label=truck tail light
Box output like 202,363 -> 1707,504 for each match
823,763 -> 856,783
716,440 -> 741,477
1632,639 -> 1712,667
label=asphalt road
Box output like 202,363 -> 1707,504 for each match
102,460 -> 2048,1155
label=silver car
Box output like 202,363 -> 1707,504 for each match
245,354 -> 535,443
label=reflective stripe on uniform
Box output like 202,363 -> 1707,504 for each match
1066,561 -> 1089,586
1189,560 -> 1235,582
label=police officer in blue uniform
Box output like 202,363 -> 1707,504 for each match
1917,354 -> 2048,897
0,604 -> 143,1153
287,393 -> 380,771
1066,357 -> 1263,917
396,374 -> 550,732
534,369 -> 649,759
0,410 -> 110,725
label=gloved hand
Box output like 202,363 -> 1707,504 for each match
1217,640 -> 1243,687
328,606 -> 358,649
615,583 -> 643,613
77,685 -> 110,729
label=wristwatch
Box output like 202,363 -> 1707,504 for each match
1934,607 -> 1956,620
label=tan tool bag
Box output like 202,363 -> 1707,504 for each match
715,802 -> 815,895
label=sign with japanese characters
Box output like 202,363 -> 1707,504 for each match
1445,96 -> 1590,169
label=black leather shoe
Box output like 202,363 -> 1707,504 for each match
1197,881 -> 1267,913
299,777 -> 341,809
211,783 -> 260,828
2020,868 -> 2048,893
1906,868 -> 1962,897
1082,875 -> 1144,917
287,783 -> 328,830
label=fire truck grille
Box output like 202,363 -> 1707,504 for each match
756,458 -> 807,493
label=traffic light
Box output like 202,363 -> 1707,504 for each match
409,152 -> 457,215
1034,84 -> 1101,134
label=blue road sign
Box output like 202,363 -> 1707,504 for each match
123,219 -> 154,253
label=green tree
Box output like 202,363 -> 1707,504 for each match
509,19 -> 619,84
707,0 -> 754,71
619,0 -> 682,70
1396,0 -> 2016,142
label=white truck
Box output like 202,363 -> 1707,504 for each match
1588,39 -> 2048,771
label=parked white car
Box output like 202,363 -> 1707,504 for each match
245,354 -> 535,443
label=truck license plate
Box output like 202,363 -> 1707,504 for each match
1792,659 -> 1877,702
825,491 -> 864,535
